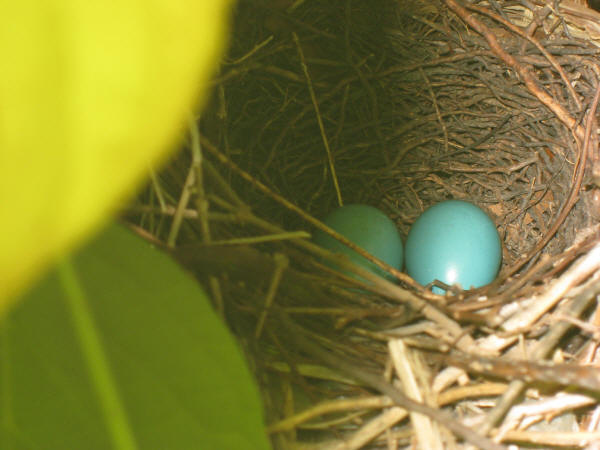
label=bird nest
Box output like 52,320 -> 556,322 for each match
130,1 -> 600,448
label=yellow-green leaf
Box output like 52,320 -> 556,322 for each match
1,223 -> 270,449
0,1 -> 231,311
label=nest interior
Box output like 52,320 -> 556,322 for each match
131,1 -> 600,449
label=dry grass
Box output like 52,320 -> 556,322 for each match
128,1 -> 600,448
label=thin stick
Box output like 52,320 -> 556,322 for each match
205,232 -> 310,246
189,118 -> 211,243
166,153 -> 196,248
293,32 -> 343,207
148,166 -> 167,213
420,67 -> 449,155
326,407 -> 407,450
255,253 -> 289,339
268,396 -> 394,434
189,118 -> 226,316
499,430 -> 600,447
225,35 -> 274,65
449,0 -> 581,130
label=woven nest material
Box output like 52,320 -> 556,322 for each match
130,1 -> 600,448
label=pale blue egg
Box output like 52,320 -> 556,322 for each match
313,204 -> 403,280
405,200 -> 501,292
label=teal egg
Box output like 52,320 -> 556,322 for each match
405,200 -> 501,292
313,204 -> 403,279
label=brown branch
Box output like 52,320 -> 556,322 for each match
445,0 -> 599,277
466,3 -> 582,111
444,0 -> 584,142
504,77 -> 600,277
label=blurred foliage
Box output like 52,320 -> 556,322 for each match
0,223 -> 270,449
0,1 -> 231,313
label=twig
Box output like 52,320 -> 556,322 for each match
166,142 -> 198,247
498,430 -> 600,447
286,319 -> 507,450
189,118 -> 225,315
293,32 -> 343,207
420,67 -> 449,155
478,277 -> 600,434
148,166 -> 167,213
225,35 -> 274,65
325,407 -> 408,450
199,134 -> 416,287
444,0 -> 583,141
496,392 -> 596,439
389,339 -> 444,450
255,253 -> 289,339
480,243 -> 600,353
442,350 -> 600,392
267,396 -> 394,434
205,232 -> 310,247
503,71 -> 600,277
466,3 -> 582,111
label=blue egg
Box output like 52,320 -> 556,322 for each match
405,200 -> 501,292
313,204 -> 403,280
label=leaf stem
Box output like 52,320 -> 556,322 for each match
0,317 -> 13,448
58,257 -> 137,450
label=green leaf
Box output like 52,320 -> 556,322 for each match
0,0 -> 232,311
0,224 -> 270,450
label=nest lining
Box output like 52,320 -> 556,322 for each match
130,1 -> 600,449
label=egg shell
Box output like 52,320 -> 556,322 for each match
405,200 -> 501,292
313,204 -> 403,280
